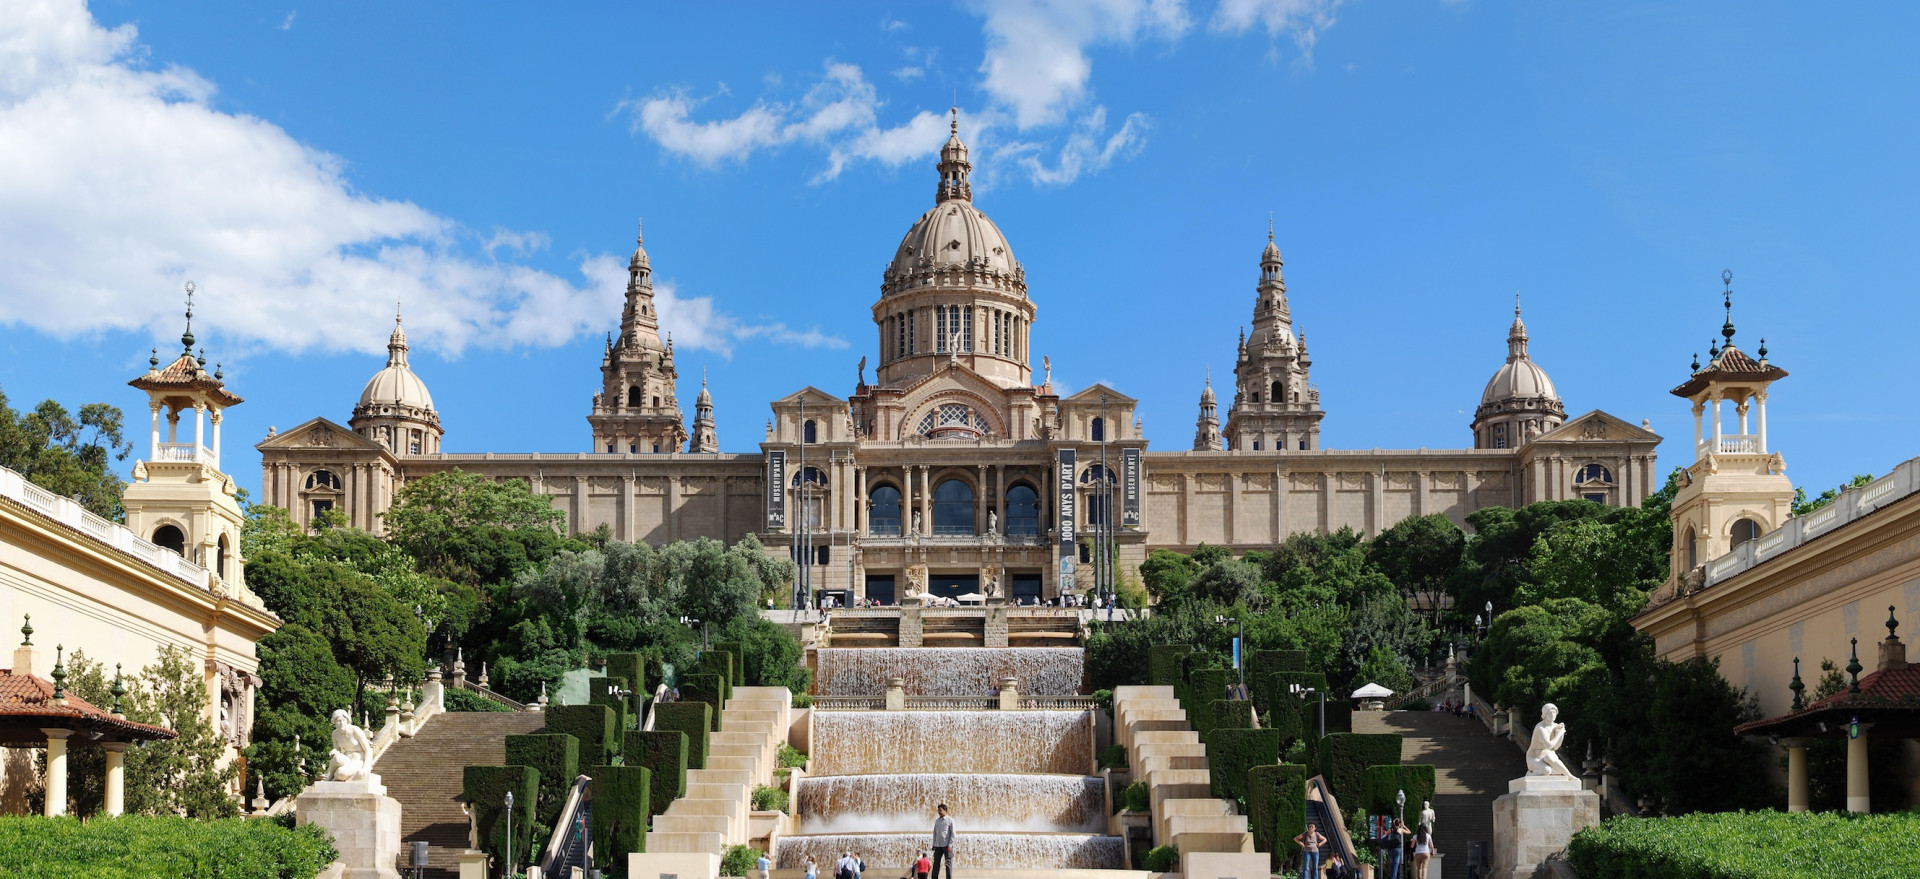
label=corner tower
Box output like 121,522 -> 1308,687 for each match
1192,371 -> 1222,451
589,222 -> 688,454
689,372 -> 719,453
1472,299 -> 1565,449
1225,224 -> 1323,451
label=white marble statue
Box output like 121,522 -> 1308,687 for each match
912,509 -> 923,534
1420,800 -> 1436,831
1525,703 -> 1574,777
987,510 -> 998,535
325,708 -> 376,782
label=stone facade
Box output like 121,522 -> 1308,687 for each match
258,114 -> 1661,603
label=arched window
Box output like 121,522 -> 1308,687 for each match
869,485 -> 903,536
1575,464 -> 1614,485
803,420 -> 818,444
1006,484 -> 1040,536
216,534 -> 230,578
152,524 -> 185,555
1079,464 -> 1117,484
1090,417 -> 1105,442
1271,380 -> 1285,402
1684,526 -> 1698,569
792,466 -> 828,486
627,386 -> 643,407
1080,465 -> 1116,526
305,470 -> 341,490
932,479 -> 975,535
1730,517 -> 1762,550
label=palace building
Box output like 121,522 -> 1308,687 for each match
257,113 -> 1661,604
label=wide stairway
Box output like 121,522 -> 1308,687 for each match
375,710 -> 548,879
1354,711 -> 1523,879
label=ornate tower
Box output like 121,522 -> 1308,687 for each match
1192,371 -> 1223,451
351,306 -> 442,455
1224,224 -> 1323,451
1665,271 -> 1793,588
689,372 -> 719,453
123,284 -> 250,595
1472,299 -> 1565,449
589,222 -> 688,454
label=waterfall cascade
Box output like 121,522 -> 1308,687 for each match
808,711 -> 1093,777
813,648 -> 1086,697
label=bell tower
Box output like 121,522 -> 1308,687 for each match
1225,220 -> 1324,451
124,283 -> 249,595
1192,370 -> 1222,451
589,221 -> 688,454
1666,271 -> 1793,588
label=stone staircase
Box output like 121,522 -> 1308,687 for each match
644,686 -> 792,862
1111,685 -> 1266,879
1354,710 -> 1524,879
373,710 -> 548,879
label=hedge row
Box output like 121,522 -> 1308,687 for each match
1148,645 -> 1191,687
680,673 -> 727,731
1252,650 -> 1308,674
708,641 -> 746,687
1208,699 -> 1254,733
1313,733 -> 1401,820
605,652 -> 647,698
625,730 -> 690,817
1247,763 -> 1308,871
1207,728 -> 1280,802
462,765 -> 539,873
1362,764 -> 1435,826
591,764 -> 652,871
696,650 -> 736,702
503,733 -> 580,827
588,674 -> 634,735
1184,668 -> 1234,736
653,701 -> 713,770
1253,671 -> 1329,720
0,816 -> 336,879
546,703 -> 617,765
1567,811 -> 1920,879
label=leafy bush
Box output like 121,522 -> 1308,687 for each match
1254,650 -> 1308,674
1209,699 -> 1254,732
624,730 -> 688,817
590,764 -> 651,871
680,673 -> 727,731
1184,668 -> 1234,736
1568,811 -> 1920,879
1362,764 -> 1435,825
695,651 -> 736,702
462,765 -> 538,874
792,693 -> 813,708
444,687 -> 515,712
0,815 -> 336,879
1143,844 -> 1179,873
1264,696 -> 1303,748
721,843 -> 760,877
1122,780 -> 1150,812
1092,688 -> 1114,718
605,652 -> 648,698
777,743 -> 809,769
1313,733 -> 1402,821
1148,645 -> 1191,686
1207,728 -> 1280,802
653,701 -> 713,770
544,704 -> 617,764
1247,763 -> 1308,870
503,734 -> 579,827
1098,744 -> 1128,770
1254,671 -> 1329,721
752,785 -> 789,812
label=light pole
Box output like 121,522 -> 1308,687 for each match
504,789 -> 516,878
680,616 -> 707,651
1098,392 -> 1110,609
1290,683 -> 1326,740
1395,788 -> 1407,879
1216,614 -> 1244,692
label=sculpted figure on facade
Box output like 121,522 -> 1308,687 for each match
1525,702 -> 1574,777
326,708 -> 376,783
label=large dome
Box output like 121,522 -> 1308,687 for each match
886,200 -> 1018,278
358,318 -> 435,412
1480,357 -> 1557,405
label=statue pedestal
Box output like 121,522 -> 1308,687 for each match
298,779 -> 403,879
1491,776 -> 1598,879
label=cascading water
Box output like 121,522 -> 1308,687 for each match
795,774 -> 1107,834
776,833 -> 1124,870
809,711 -> 1093,776
814,648 -> 1086,696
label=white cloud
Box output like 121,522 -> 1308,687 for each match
1212,0 -> 1345,62
974,0 -> 1190,129
0,0 -> 814,358
279,11 -> 296,31
892,66 -> 925,81
881,15 -> 911,32
580,257 -> 846,357
1005,106 -> 1149,186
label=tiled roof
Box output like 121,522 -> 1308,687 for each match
1669,343 -> 1789,398
1736,659 -> 1920,737
0,668 -> 176,740
127,354 -> 244,406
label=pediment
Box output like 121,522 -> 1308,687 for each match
1529,409 -> 1662,446
254,417 -> 387,452
1061,382 -> 1138,406
773,386 -> 846,407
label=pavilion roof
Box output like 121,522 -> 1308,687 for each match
1735,661 -> 1920,739
0,669 -> 176,742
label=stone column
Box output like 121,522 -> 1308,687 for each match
192,402 -> 205,458
209,408 -> 223,469
1692,401 -> 1704,453
103,742 -> 129,816
918,466 -> 931,535
621,474 -> 637,542
998,677 -> 1019,710
42,729 -> 70,817
148,403 -> 160,460
666,475 -> 679,542
1757,391 -> 1769,453
996,464 -> 1007,532
1847,728 -> 1871,813
856,466 -> 868,535
1786,739 -> 1809,813
1711,392 -> 1723,450
977,464 -> 988,534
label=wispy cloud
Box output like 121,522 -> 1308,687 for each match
974,0 -> 1190,130
580,257 -> 845,357
1211,0 -> 1346,63
1004,106 -> 1150,186
279,10 -> 296,31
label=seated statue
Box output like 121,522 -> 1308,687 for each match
325,708 -> 376,782
1525,702 -> 1574,777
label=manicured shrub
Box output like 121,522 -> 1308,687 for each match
0,815 -> 336,879
544,704 -> 617,764
722,843 -> 760,877
1254,671 -> 1329,718
1247,763 -> 1308,871
1098,744 -> 1128,770
752,785 -> 789,812
1148,645 -> 1192,687
625,730 -> 689,816
1362,764 -> 1435,826
695,651 -> 736,702
462,765 -> 538,874
1184,668 -> 1234,735
590,764 -> 651,870
653,701 -> 713,770
605,652 -> 647,699
1253,650 -> 1308,674
1143,844 -> 1180,873
1313,733 -> 1402,820
1568,811 -> 1920,879
1122,780 -> 1150,812
709,641 -> 747,687
792,693 -> 813,708
1265,696 -> 1303,747
589,675 -> 634,734
1207,728 -> 1280,802
503,733 -> 580,827
681,673 -> 727,731
1209,699 -> 1254,732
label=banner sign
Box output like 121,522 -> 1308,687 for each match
1121,447 -> 1142,527
1057,448 -> 1076,550
766,450 -> 787,530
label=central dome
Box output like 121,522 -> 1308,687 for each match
887,201 -> 1017,277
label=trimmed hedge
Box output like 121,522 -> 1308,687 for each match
653,701 -> 713,770
1253,671 -> 1329,719
1207,728 -> 1280,802
1208,698 -> 1254,732
545,703 -> 617,764
695,651 -> 736,702
590,764 -> 652,870
503,733 -> 580,827
1253,650 -> 1308,674
1148,645 -> 1191,687
680,673 -> 727,731
1122,780 -> 1150,812
462,765 -> 539,874
0,815 -> 337,879
625,730 -> 690,816
1184,668 -> 1234,736
589,675 -> 634,734
1568,811 -> 1920,879
1143,844 -> 1179,873
1314,733 -> 1402,820
709,641 -> 747,686
1247,763 -> 1308,871
1362,764 -> 1435,826
1265,696 -> 1303,746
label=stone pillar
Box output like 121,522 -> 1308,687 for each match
919,466 -> 931,535
1711,393 -> 1723,450
856,466 -> 868,535
103,742 -> 129,816
977,464 -> 988,533
1786,740 -> 1809,813
1757,391 -> 1769,453
192,402 -> 205,457
1491,775 -> 1599,879
621,475 -> 636,542
299,778 -> 404,879
42,729 -> 70,817
148,403 -> 161,460
1847,728 -> 1871,813
1692,402 -> 1704,454
995,464 -> 1007,532
886,677 -> 906,711
998,677 -> 1019,710
210,408 -> 223,469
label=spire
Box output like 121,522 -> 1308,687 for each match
1193,368 -> 1222,451
1720,269 -> 1736,346
180,281 -> 197,354
1507,293 -> 1530,362
689,368 -> 719,453
936,107 -> 973,204
386,299 -> 410,367
630,218 -> 650,270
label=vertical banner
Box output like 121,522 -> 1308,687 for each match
1056,448 -> 1076,581
1121,447 -> 1142,528
766,449 -> 787,530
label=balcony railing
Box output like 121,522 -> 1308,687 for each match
155,442 -> 214,464
1698,434 -> 1760,456
0,465 -> 207,587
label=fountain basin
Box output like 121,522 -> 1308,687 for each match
775,832 -> 1125,870
796,773 -> 1107,834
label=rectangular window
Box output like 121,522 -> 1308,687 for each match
1583,493 -> 1606,504
816,545 -> 830,565
1298,440 -> 1308,450
963,306 -> 973,352
936,307 -> 947,352
311,499 -> 333,518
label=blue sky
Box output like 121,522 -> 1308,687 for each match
2,0 -> 1915,503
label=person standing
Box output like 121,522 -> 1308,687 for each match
914,851 -> 931,879
1294,822 -> 1327,879
1411,824 -> 1433,879
805,856 -> 817,879
757,852 -> 773,879
930,803 -> 956,879
1380,818 -> 1410,879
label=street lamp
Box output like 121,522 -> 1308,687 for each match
1289,683 -> 1326,740
504,789 -> 516,878
1395,788 -> 1408,879
1216,614 -> 1244,692
680,616 -> 708,651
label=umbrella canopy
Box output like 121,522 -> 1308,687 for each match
955,592 -> 986,602
1350,683 -> 1395,699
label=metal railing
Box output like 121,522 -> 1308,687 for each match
1305,774 -> 1360,868
538,775 -> 594,878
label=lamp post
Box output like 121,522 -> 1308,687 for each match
680,616 -> 708,651
1395,788 -> 1407,879
505,789 -> 516,878
1216,615 -> 1244,692
1290,683 -> 1326,740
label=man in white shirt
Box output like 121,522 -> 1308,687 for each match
930,804 -> 956,879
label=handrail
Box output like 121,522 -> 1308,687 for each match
1384,674 -> 1456,711
1305,774 -> 1359,868
1467,688 -> 1502,736
539,775 -> 594,877
452,677 -> 530,711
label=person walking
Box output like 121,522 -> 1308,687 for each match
805,856 -> 818,879
1380,818 -> 1410,879
930,803 -> 956,879
757,852 -> 773,879
1411,823 -> 1433,879
914,851 -> 931,879
1294,822 -> 1327,879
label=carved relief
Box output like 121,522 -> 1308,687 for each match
1580,419 -> 1611,440
1476,471 -> 1511,490
1335,472 -> 1366,490
1195,473 -> 1228,491
308,426 -> 333,447
590,476 -> 622,492
1290,472 -> 1322,491
637,477 -> 669,494
1385,472 -> 1415,490
1148,474 -> 1182,491
1241,472 -> 1273,490
1429,472 -> 1464,490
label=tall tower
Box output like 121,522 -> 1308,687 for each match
689,372 -> 719,453
1666,271 -> 1793,588
351,305 -> 442,455
124,284 -> 249,595
1192,370 -> 1223,451
1225,223 -> 1324,451
589,222 -> 688,454
1472,299 -> 1565,449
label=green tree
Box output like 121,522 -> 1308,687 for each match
124,646 -> 239,818
0,387 -> 131,521
1520,518 -> 1658,614
247,624 -> 357,800
1367,513 -> 1465,625
384,469 -> 571,585
1139,549 -> 1199,607
1792,474 -> 1875,516
1354,645 -> 1415,695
